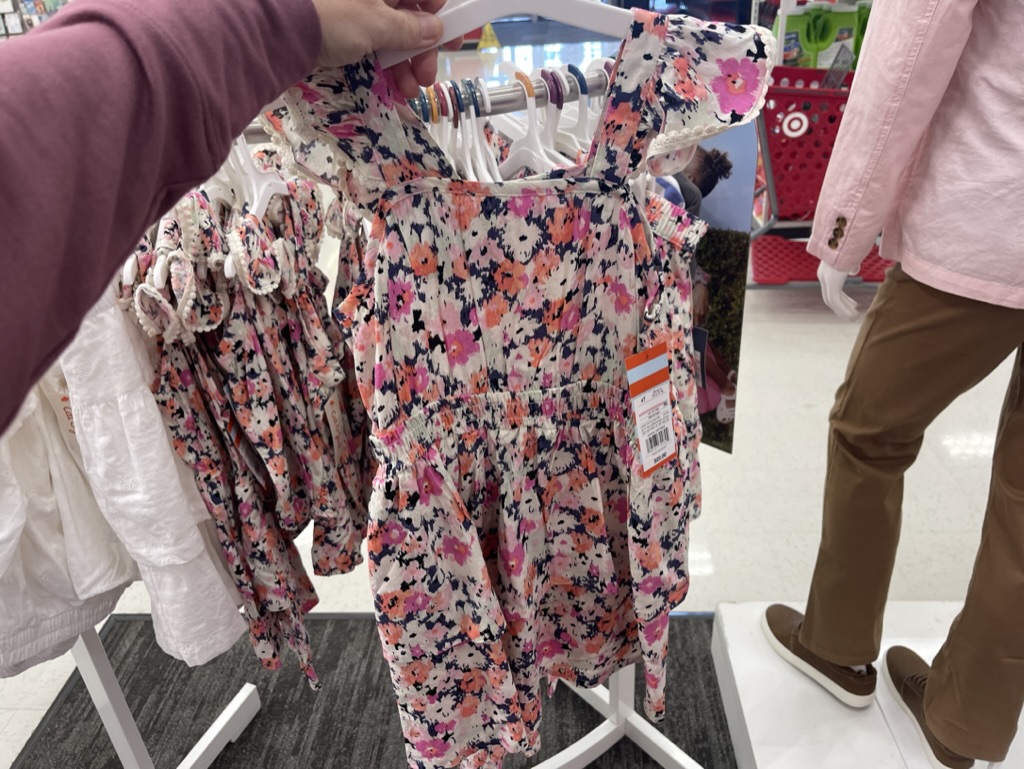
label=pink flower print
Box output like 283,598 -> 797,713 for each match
501,542 -> 526,577
608,281 -> 634,315
446,329 -> 480,367
412,366 -> 430,394
388,278 -> 414,320
403,591 -> 431,613
380,520 -> 406,547
537,637 -> 563,662
639,575 -> 663,595
643,613 -> 670,645
711,58 -> 761,116
415,739 -> 451,760
507,190 -> 536,218
417,465 -> 446,506
441,535 -> 471,566
560,302 -> 582,332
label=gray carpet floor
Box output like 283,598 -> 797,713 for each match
14,614 -> 737,769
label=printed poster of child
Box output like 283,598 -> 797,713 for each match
667,122 -> 757,453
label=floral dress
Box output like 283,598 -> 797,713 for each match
271,10 -> 772,768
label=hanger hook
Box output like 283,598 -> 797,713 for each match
566,64 -> 589,97
425,85 -> 440,124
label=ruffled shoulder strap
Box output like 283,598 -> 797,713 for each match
272,59 -> 457,210
648,14 -> 775,173
587,11 -> 774,184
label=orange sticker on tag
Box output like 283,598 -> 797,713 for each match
626,343 -> 676,477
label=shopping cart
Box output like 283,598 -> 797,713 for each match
751,65 -> 891,284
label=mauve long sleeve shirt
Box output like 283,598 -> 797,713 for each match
0,0 -> 322,433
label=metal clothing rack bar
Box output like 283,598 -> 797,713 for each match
412,68 -> 610,117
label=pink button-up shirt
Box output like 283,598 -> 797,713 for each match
809,0 -> 1024,309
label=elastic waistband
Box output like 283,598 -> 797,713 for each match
373,381 -> 631,461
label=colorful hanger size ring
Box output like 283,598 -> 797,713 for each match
433,82 -> 450,118
417,88 -> 431,122
425,86 -> 439,123
540,70 -> 559,109
447,82 -> 462,129
463,79 -> 481,117
513,71 -> 536,99
567,63 -> 589,96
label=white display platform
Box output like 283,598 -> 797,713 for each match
712,602 -> 1019,769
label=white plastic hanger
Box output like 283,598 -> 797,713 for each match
378,0 -> 633,69
448,81 -> 478,181
563,64 -> 592,155
498,72 -> 555,178
533,69 -> 566,165
223,138 -> 289,279
471,78 -> 502,182
548,67 -> 584,158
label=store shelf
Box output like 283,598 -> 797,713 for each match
712,602 -> 1023,768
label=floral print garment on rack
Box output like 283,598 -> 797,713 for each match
272,10 -> 773,768
123,170 -> 370,686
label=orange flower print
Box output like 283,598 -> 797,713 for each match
548,208 -> 574,245
410,243 -> 438,277
495,259 -> 528,294
483,294 -> 508,328
454,194 -> 482,229
673,58 -> 708,102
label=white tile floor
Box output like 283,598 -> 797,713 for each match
1,279 -> 1014,768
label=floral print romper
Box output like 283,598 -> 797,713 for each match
271,10 -> 772,767
124,171 -> 372,685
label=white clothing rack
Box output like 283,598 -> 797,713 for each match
537,667 -> 704,769
71,628 -> 260,769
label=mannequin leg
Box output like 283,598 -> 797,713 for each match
924,349 -> 1024,762
799,267 -> 1024,665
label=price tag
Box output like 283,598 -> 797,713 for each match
626,342 -> 676,476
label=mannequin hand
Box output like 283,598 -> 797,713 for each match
313,0 -> 460,98
817,261 -> 860,321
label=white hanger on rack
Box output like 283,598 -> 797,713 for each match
561,64 -> 592,155
448,80 -> 478,181
472,77 -> 502,182
547,67 -> 584,158
498,72 -> 555,178
378,0 -> 633,69
222,138 -> 289,279
532,68 -> 567,165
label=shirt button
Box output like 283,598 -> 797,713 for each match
836,216 -> 848,228
828,238 -> 840,249
833,227 -> 844,238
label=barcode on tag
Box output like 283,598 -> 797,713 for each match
646,427 -> 672,453
626,343 -> 677,476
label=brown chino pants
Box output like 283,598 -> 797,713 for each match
798,265 -> 1024,761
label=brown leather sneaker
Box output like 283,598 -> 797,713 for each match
762,604 -> 876,708
883,646 -> 975,769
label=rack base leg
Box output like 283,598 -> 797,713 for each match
72,630 -> 155,769
176,683 -> 261,769
532,666 -> 705,769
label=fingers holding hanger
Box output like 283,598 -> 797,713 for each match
387,0 -> 464,49
313,0 -> 444,68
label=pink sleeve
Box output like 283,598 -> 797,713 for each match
0,0 -> 321,434
808,0 -> 977,271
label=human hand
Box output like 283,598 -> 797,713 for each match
313,0 -> 461,98
817,261 -> 859,321
692,282 -> 709,326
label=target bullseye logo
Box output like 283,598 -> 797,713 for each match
782,111 -> 809,138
